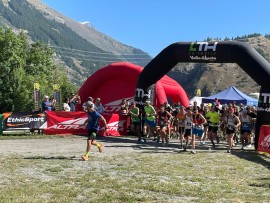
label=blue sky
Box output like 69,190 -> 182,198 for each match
43,0 -> 270,57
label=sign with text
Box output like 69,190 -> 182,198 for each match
3,112 -> 46,130
45,111 -> 128,136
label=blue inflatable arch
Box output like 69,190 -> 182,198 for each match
136,41 -> 270,150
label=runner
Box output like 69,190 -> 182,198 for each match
202,105 -> 210,143
239,109 -> 253,149
206,105 -> 221,149
183,107 -> 195,153
223,107 -> 241,153
81,101 -> 108,161
156,105 -> 173,146
193,108 -> 207,145
142,99 -> 157,143
176,106 -> 186,148
164,101 -> 173,138
129,102 -> 141,138
171,106 -> 180,139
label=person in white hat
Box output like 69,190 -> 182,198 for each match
41,95 -> 52,112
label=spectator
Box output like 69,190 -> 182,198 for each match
94,98 -> 105,113
63,98 -> 71,111
69,93 -> 81,111
50,95 -> 56,111
214,98 -> 220,106
41,95 -> 52,112
82,97 -> 94,111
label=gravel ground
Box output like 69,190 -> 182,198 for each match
0,135 -> 252,158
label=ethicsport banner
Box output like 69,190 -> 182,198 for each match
3,112 -> 46,130
45,111 -> 128,136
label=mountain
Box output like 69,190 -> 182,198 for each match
0,0 -> 269,99
0,0 -> 152,85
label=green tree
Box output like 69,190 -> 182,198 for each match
0,28 -> 76,113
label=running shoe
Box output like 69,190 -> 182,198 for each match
81,155 -> 88,161
98,144 -> 103,153
199,142 -> 204,146
191,150 -> 196,154
227,149 -> 231,153
156,136 -> 160,144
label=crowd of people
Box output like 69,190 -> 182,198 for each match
127,98 -> 257,154
41,93 -> 105,114
41,93 -> 258,156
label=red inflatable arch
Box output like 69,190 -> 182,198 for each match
78,62 -> 189,112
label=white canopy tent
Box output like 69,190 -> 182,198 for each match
189,96 -> 205,106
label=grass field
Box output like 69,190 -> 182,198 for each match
0,135 -> 269,202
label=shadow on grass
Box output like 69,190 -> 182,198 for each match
249,177 -> 270,189
96,135 -> 238,153
23,156 -> 77,160
231,150 -> 270,170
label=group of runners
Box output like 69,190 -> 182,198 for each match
129,99 -> 257,154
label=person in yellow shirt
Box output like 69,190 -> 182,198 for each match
206,105 -> 221,149
142,99 -> 157,143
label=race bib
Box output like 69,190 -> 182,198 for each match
242,123 -> 251,130
228,125 -> 235,130
178,120 -> 184,126
187,122 -> 192,127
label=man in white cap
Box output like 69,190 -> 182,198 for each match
82,101 -> 108,161
41,95 -> 52,112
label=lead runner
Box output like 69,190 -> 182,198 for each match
82,101 -> 108,161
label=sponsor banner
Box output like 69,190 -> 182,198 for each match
44,111 -> 128,136
34,82 -> 41,111
53,84 -> 61,111
102,113 -> 128,136
103,97 -> 133,114
258,125 -> 270,154
189,42 -> 218,61
53,91 -> 61,111
3,112 -> 46,130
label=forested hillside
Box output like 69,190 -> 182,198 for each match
0,0 -> 152,84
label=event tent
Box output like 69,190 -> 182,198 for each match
189,96 -> 205,106
202,86 -> 258,106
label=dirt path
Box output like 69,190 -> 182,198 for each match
0,135 -> 251,158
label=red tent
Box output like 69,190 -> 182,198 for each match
78,62 -> 189,112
